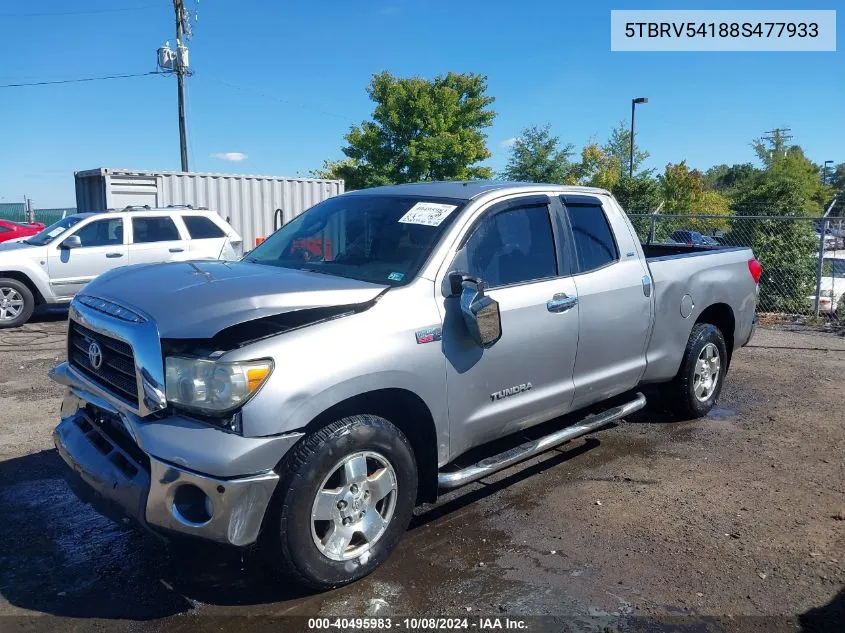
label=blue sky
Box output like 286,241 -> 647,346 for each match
0,0 -> 841,207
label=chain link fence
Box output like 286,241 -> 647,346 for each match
628,212 -> 845,322
0,205 -> 74,225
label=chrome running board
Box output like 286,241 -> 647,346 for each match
437,392 -> 646,489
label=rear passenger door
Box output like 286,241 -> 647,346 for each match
562,195 -> 653,409
181,215 -> 227,259
128,215 -> 189,265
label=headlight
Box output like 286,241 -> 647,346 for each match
820,289 -> 833,298
165,356 -> 273,415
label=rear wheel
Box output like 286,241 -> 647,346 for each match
664,323 -> 727,419
266,414 -> 417,590
0,278 -> 34,328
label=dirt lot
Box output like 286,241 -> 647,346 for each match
0,316 -> 842,632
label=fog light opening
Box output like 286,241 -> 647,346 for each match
172,484 -> 213,526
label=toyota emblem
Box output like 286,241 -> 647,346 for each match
88,341 -> 103,370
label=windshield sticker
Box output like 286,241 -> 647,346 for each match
398,202 -> 457,227
388,272 -> 405,282
46,227 -> 66,237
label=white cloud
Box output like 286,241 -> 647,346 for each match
500,137 -> 519,149
210,152 -> 247,162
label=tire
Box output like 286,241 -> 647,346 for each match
265,414 -> 418,590
0,278 -> 35,328
664,322 -> 728,419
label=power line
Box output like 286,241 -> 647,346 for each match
204,75 -> 358,124
0,4 -> 165,18
0,72 -> 162,89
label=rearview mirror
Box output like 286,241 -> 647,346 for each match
449,272 -> 502,348
60,235 -> 82,249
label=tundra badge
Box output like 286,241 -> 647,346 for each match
491,382 -> 533,401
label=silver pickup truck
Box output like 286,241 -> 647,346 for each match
50,182 -> 759,589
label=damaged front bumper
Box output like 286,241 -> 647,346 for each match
50,362 -> 303,547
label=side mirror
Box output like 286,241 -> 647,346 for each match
448,272 -> 502,348
60,235 -> 82,249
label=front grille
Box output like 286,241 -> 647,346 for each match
83,404 -> 151,474
69,321 -> 139,406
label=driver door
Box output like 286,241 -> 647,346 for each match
440,195 -> 580,459
47,217 -> 127,299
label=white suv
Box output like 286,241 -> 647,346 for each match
0,207 -> 242,327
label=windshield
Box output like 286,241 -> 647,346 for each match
822,258 -> 845,279
245,195 -> 465,285
24,215 -> 84,246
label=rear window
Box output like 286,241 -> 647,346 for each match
183,215 -> 226,239
132,217 -> 181,243
565,201 -> 619,272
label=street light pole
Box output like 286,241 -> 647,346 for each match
630,97 -> 648,177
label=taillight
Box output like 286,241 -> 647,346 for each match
748,258 -> 762,284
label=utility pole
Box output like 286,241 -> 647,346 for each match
174,0 -> 189,172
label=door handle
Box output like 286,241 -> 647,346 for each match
169,247 -> 184,253
547,293 -> 578,313
105,252 -> 123,258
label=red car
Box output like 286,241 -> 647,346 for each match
0,219 -> 46,244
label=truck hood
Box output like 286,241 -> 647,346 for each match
82,260 -> 388,338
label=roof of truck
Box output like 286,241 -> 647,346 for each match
344,181 -> 611,201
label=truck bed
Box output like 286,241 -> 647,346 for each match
642,242 -> 723,259
639,243 -> 758,384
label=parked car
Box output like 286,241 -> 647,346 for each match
50,182 -> 759,589
0,219 -> 45,244
0,207 -> 242,327
670,230 -> 720,246
807,252 -> 845,314
815,229 -> 841,251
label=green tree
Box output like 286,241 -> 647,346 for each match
311,158 -> 367,189
659,162 -> 731,234
602,121 -> 650,177
612,174 -> 661,212
573,143 -> 620,190
728,177 -> 817,313
830,163 -> 845,193
704,163 -> 758,194
319,71 -> 496,190
500,125 -> 574,183
750,133 -> 832,215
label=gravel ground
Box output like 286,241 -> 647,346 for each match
0,316 -> 842,632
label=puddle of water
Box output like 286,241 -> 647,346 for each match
707,406 -> 736,421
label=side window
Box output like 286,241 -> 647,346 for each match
566,202 -> 618,272
132,217 -> 181,243
72,218 -> 124,247
464,204 -> 557,288
183,215 -> 226,239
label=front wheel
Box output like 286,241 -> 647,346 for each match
664,323 -> 727,419
265,414 -> 418,590
0,278 -> 35,328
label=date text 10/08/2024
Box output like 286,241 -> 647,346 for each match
307,617 -> 528,630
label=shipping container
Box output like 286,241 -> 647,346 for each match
75,168 -> 344,248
